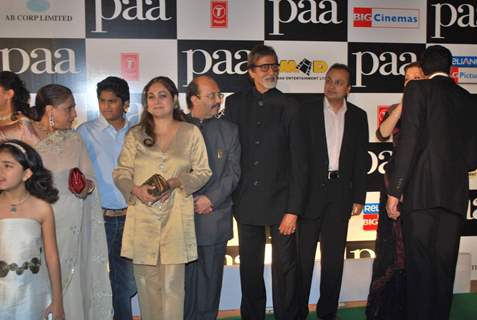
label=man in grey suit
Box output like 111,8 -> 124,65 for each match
184,76 -> 241,320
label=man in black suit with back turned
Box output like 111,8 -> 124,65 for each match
223,45 -> 307,320
386,45 -> 477,320
297,63 -> 369,320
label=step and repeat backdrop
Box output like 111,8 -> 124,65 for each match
1,0 -> 477,278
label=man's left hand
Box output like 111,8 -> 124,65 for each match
351,203 -> 363,216
278,213 -> 297,236
194,195 -> 213,214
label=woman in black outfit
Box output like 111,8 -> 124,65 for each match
366,62 -> 424,320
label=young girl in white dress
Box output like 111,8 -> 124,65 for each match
0,139 -> 64,320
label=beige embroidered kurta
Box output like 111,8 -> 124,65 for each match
113,122 -> 211,265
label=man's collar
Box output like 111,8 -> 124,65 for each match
252,86 -> 279,98
185,112 -> 213,126
324,97 -> 347,114
97,115 -> 128,131
429,72 -> 449,79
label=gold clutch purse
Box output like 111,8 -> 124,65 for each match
142,174 -> 170,197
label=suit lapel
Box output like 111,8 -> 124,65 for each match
316,98 -> 330,165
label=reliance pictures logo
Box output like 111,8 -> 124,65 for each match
363,203 -> 380,231
451,56 -> 477,84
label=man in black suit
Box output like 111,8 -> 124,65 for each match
184,76 -> 241,320
386,45 -> 477,320
297,64 -> 369,320
223,45 -> 307,320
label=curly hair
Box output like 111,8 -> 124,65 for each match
0,140 -> 59,204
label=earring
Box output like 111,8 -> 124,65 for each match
48,113 -> 55,129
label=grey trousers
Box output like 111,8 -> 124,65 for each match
134,254 -> 185,320
184,242 -> 227,320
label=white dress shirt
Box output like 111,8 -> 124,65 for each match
324,97 -> 347,171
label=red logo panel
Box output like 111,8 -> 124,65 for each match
211,0 -> 228,28
120,53 -> 139,81
353,7 -> 372,28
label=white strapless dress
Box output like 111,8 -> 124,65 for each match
0,218 -> 51,320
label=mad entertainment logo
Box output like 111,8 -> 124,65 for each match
4,0 -> 72,22
363,203 -> 380,231
353,7 -> 419,29
278,58 -> 328,81
451,56 -> 477,84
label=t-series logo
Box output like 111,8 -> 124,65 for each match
85,0 -> 176,38
428,1 -> 477,43
210,0 -> 227,28
265,0 -> 346,41
0,38 -> 85,92
177,40 -> 262,93
348,43 -> 425,92
353,7 -> 419,29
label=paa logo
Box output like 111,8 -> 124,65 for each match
27,0 -> 50,12
353,7 -> 419,29
451,56 -> 477,84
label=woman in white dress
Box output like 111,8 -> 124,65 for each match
0,140 -> 63,320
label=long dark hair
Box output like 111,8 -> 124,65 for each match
28,84 -> 73,121
0,71 -> 31,120
140,76 -> 184,147
0,140 -> 59,203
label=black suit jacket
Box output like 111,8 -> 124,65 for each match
186,114 -> 241,246
223,87 -> 308,225
302,95 -> 369,219
388,76 -> 476,216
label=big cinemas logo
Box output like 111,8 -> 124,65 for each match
265,0 -> 346,41
353,7 -> 419,29
0,38 -> 85,92
178,40 -> 261,93
348,43 -> 425,93
450,56 -> 477,84
210,0 -> 228,28
85,0 -> 176,38
278,57 -> 329,80
367,142 -> 393,191
363,203 -> 380,231
428,1 -> 477,43
463,190 -> 477,236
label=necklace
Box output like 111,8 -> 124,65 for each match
7,194 -> 30,213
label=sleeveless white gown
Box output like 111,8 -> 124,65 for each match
0,218 -> 51,320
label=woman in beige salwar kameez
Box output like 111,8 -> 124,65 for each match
113,76 -> 211,320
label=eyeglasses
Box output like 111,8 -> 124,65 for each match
250,63 -> 280,72
197,92 -> 225,100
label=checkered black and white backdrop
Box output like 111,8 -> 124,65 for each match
1,0 -> 477,278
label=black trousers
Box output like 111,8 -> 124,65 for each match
238,223 -> 298,320
402,207 -> 463,320
297,180 -> 351,319
184,242 -> 227,320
